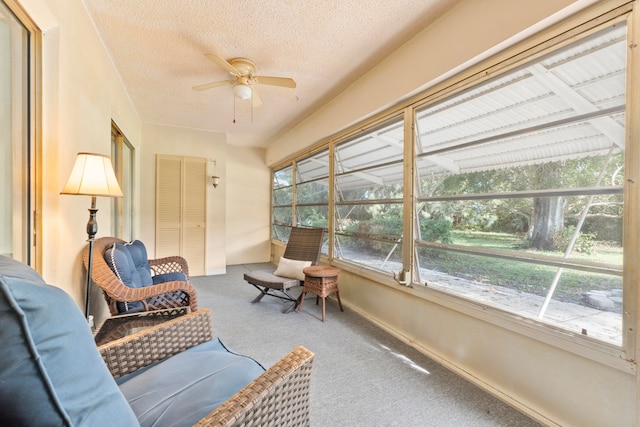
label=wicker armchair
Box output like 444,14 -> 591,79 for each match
99,309 -> 314,426
84,237 -> 198,315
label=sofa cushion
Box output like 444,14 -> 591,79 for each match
0,255 -> 139,426
118,337 -> 265,427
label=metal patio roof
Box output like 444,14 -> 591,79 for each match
289,23 -> 627,192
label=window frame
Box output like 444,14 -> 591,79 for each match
410,13 -> 630,351
333,116 -> 405,273
1,0 -> 40,268
270,2 -> 637,362
272,163 -> 294,242
111,121 -> 135,241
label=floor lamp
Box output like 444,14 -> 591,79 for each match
61,153 -> 123,322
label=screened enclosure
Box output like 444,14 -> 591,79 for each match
414,22 -> 625,343
273,19 -> 628,345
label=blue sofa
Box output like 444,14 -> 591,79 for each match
0,255 -> 314,426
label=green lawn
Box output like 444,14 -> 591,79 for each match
420,231 -> 622,303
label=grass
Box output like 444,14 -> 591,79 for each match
451,230 -> 622,264
421,231 -> 622,303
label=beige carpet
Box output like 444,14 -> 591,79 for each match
191,263 -> 542,427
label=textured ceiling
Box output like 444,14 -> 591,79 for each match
82,0 -> 460,147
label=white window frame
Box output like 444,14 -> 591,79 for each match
1,0 -> 40,267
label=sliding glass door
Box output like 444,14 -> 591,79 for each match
1,0 -> 37,264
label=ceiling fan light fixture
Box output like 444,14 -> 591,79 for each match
234,84 -> 252,100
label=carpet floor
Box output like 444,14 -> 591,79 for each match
191,263 -> 542,427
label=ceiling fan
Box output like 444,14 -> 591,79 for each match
193,54 -> 296,107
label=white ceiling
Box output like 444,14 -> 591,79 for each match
82,0 -> 460,147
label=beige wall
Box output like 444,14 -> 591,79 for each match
266,0 -> 637,426
225,144 -> 271,265
139,123 -> 227,275
20,0 -> 272,319
334,267 -> 635,426
137,125 -> 271,273
20,0 -> 142,311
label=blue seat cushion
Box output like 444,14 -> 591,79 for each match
0,255 -> 139,426
118,338 -> 265,427
116,270 -> 189,314
152,271 -> 188,285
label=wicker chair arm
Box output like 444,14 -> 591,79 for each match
149,255 -> 190,278
99,309 -> 214,379
195,346 -> 314,427
103,279 -> 199,311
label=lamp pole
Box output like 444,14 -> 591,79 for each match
60,152 -> 123,326
84,196 -> 99,320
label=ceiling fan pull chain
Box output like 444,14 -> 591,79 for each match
233,93 -> 236,124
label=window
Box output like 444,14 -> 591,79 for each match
111,122 -> 134,241
295,148 -> 329,253
334,117 -> 404,273
414,22 -> 625,344
1,0 -> 36,264
272,149 -> 330,252
270,9 -> 632,347
272,165 -> 293,241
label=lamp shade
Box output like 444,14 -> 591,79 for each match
233,84 -> 252,100
60,152 -> 123,197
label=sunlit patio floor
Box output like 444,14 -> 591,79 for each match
422,269 -> 622,345
352,256 -> 622,345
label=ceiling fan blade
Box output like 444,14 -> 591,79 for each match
254,76 -> 297,88
251,87 -> 263,108
192,80 -> 233,91
205,54 -> 240,76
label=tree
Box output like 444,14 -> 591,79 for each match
423,152 -> 623,250
529,162 -> 565,250
530,196 -> 566,249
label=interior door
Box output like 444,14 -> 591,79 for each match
156,155 -> 206,275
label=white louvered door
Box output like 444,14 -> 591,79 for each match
182,157 -> 206,274
156,155 -> 206,275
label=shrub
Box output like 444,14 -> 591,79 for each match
421,218 -> 453,243
550,226 -> 596,254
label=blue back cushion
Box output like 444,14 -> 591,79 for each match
0,255 -> 139,426
104,240 -> 153,288
104,240 -> 154,313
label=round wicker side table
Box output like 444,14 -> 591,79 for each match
297,265 -> 343,322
